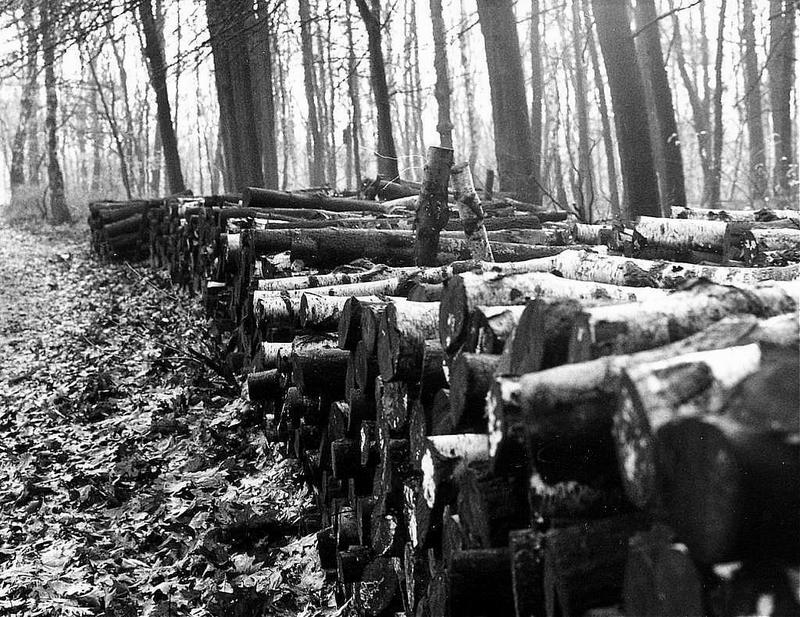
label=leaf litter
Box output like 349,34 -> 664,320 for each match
0,223 -> 338,616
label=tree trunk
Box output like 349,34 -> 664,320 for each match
530,0 -> 543,207
250,1 -> 279,189
298,0 -> 326,186
354,0 -> 400,180
571,0 -> 594,220
634,0 -> 686,213
430,0 -> 453,148
592,0 -> 660,218
741,0 -> 768,203
707,0 -> 727,208
583,0 -> 620,220
475,0 -> 536,200
10,0 -> 38,195
41,0 -> 71,224
205,0 -> 264,191
768,0 -> 796,205
452,162 -> 493,261
414,146 -> 454,266
139,0 -> 185,195
345,0 -> 363,189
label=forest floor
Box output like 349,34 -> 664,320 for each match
0,223 -> 337,616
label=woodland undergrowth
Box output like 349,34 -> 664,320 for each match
0,223 -> 336,616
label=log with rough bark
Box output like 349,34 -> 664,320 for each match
247,369 -> 282,402
623,525 -> 704,617
613,344 -> 764,509
452,162 -> 493,261
299,293 -> 383,331
420,434 -> 489,515
653,346 -> 799,564
448,353 -> 500,432
724,222 -> 800,266
500,248 -> 800,287
464,305 -> 526,354
488,314 -> 798,475
291,346 -> 350,398
444,213 -> 542,232
242,186 -> 396,215
352,556 -> 400,615
414,146 -> 455,266
376,300 -> 440,382
543,514 -> 646,617
568,279 -> 799,362
439,270 -> 667,354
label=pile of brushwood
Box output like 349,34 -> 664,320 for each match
0,223 -> 338,616
87,174 -> 800,617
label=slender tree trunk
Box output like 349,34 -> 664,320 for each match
345,0 -> 363,188
430,0 -> 454,148
41,0 -> 71,223
592,0 -> 660,218
475,0 -> 536,199
768,0 -> 796,205
139,0 -> 185,194
325,3 -> 338,188
583,0 -> 620,220
459,0 -> 479,171
10,0 -> 38,195
272,29 -> 294,191
741,0 -> 767,203
530,0 -> 543,206
354,0 -> 400,180
90,89 -> 102,192
707,0 -> 727,208
634,0 -> 686,214
571,0 -> 594,220
297,0 -> 326,185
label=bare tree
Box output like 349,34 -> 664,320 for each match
768,0 -> 796,205
430,0 -> 453,148
298,0 -> 326,186
9,0 -> 38,197
707,0 -> 727,207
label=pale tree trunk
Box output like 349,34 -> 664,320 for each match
530,0 -> 543,206
272,29 -> 294,191
475,0 -> 536,199
669,0 -> 712,205
140,0 -> 185,194
430,0 -> 453,148
707,0 -> 727,208
571,0 -> 594,220
41,0 -> 71,223
741,0 -> 767,203
325,3 -> 338,188
90,89 -> 102,192
634,0 -> 686,214
459,0 -> 479,171
298,0 -> 326,186
583,0 -> 620,220
354,0 -> 400,180
10,0 -> 38,195
315,18 -> 333,185
592,0 -> 660,218
345,0 -> 363,188
768,0 -> 796,205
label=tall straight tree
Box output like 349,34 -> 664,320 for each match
298,0 -> 326,186
634,0 -> 686,213
741,0 -> 767,202
430,0 -> 453,148
345,0 -> 363,188
139,0 -> 185,195
354,0 -> 400,180
249,1 -> 279,189
41,0 -> 72,223
571,0 -> 594,219
206,0 -> 264,191
530,0 -> 543,206
591,0 -> 660,217
768,0 -> 796,204
707,0 -> 727,207
10,0 -> 38,196
475,0 -> 536,199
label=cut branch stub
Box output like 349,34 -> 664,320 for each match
452,162 -> 494,262
414,146 -> 455,266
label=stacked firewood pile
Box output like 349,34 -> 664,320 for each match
89,182 -> 800,616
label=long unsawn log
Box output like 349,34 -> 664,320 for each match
242,186 -> 396,215
439,270 -> 667,354
568,279 -> 799,362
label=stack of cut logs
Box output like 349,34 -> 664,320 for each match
89,182 -> 800,616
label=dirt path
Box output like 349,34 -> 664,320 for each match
0,224 -> 331,616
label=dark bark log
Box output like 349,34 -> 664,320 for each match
448,353 -> 499,432
544,514 -> 645,617
291,347 -> 350,398
377,300 -> 440,382
242,187 -> 394,214
247,369 -> 281,402
448,548 -> 514,617
464,305 -> 525,355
